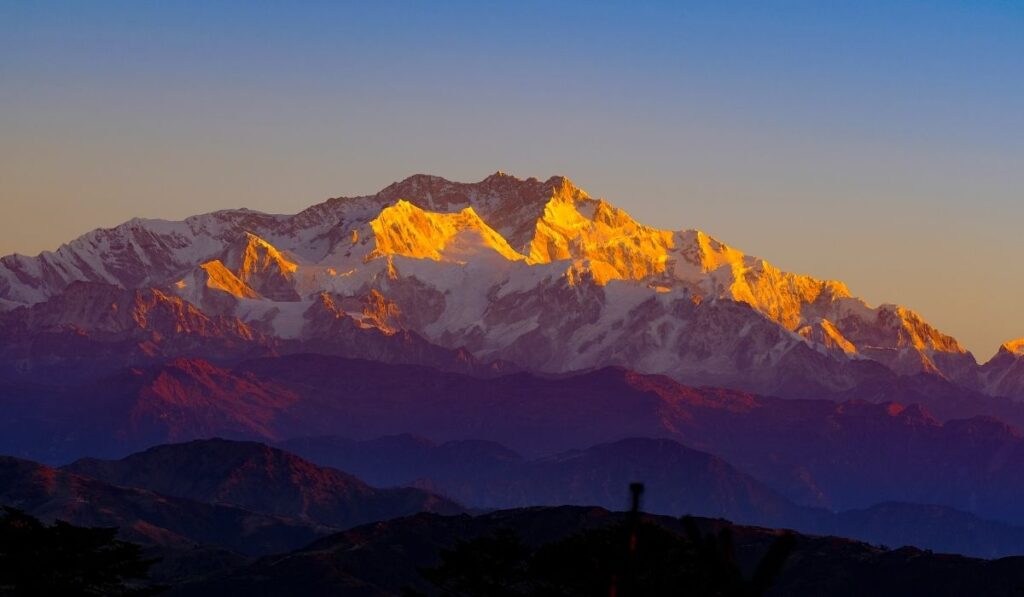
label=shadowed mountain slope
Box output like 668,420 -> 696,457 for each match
65,438 -> 462,529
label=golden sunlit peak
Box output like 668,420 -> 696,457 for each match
198,260 -> 259,299
368,200 -> 526,263
544,175 -> 588,202
237,232 -> 298,277
823,279 -> 853,298
1002,338 -> 1024,356
592,199 -> 639,229
890,305 -> 967,354
687,230 -> 746,273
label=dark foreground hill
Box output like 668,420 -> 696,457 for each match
170,506 -> 1024,597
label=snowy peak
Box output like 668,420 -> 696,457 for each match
515,190 -> 856,333
0,210 -> 288,307
672,229 -> 855,331
220,233 -> 300,301
822,303 -> 975,378
1000,339 -> 1024,358
679,229 -> 745,273
376,172 -> 587,212
526,195 -> 671,284
367,200 -> 526,264
173,233 -> 300,306
226,233 -> 298,280
979,339 -> 1024,400
369,172 -> 589,252
886,305 -> 966,354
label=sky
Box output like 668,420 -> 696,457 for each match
1,1 -> 1022,358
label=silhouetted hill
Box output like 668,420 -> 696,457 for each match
169,506 -> 1024,597
282,434 -> 1024,558
283,436 -> 802,524
0,455 -> 328,557
65,438 -> 463,529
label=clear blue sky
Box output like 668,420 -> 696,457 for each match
1,1 -> 1022,356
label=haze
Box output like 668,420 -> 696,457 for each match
1,1 -> 1021,357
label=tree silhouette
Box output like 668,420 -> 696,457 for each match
0,507 -> 162,596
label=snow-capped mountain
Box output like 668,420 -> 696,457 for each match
979,340 -> 1024,399
0,172 -> 1012,397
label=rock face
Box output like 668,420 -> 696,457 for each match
0,281 -> 271,380
0,172 -> 1010,397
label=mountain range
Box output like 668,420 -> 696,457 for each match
9,352 -> 1024,528
8,436 -> 1024,575
1,439 -> 462,584
3,172 -> 1024,591
1,172 -> 1020,400
279,434 -> 1024,559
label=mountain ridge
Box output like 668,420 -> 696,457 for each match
0,172 -> 1015,399
63,437 -> 463,528
9,353 -> 1024,527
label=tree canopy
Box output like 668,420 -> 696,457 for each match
0,507 -> 161,597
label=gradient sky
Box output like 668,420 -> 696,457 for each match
1,1 -> 1022,358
